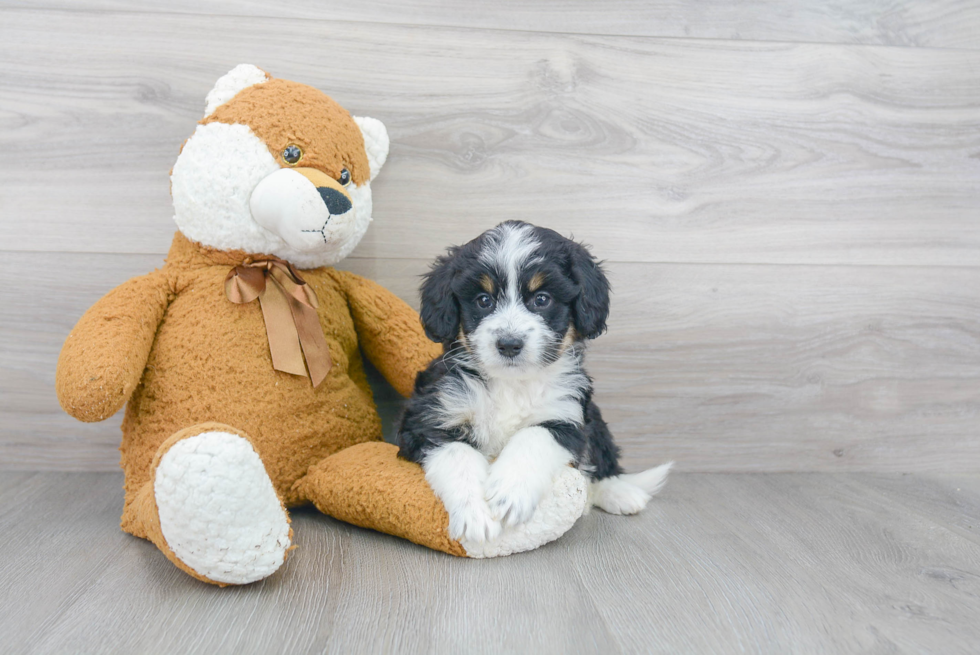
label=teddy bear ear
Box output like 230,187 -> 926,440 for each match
203,64 -> 271,117
353,116 -> 389,182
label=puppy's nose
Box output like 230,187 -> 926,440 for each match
496,336 -> 524,359
318,187 -> 352,215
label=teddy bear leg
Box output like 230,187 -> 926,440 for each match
125,423 -> 292,586
293,441 -> 590,558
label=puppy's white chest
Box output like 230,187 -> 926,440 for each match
433,354 -> 589,458
469,375 -> 583,458
477,379 -> 544,454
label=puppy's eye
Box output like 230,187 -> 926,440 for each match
532,292 -> 552,309
282,145 -> 303,165
338,168 -> 351,186
476,293 -> 495,310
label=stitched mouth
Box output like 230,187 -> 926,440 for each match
301,216 -> 333,243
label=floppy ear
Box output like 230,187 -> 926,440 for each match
419,249 -> 461,344
203,64 -> 270,117
567,240 -> 611,339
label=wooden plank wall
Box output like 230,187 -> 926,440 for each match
1,2 -> 978,472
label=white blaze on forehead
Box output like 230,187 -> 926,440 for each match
479,223 -> 541,301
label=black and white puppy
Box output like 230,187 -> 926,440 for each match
397,221 -> 672,543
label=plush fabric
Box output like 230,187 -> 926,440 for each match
153,426 -> 293,585
128,422 -> 295,587
298,442 -> 467,557
56,269 -> 171,423
203,78 -> 371,186
59,232 -> 443,513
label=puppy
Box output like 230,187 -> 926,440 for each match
397,221 -> 672,543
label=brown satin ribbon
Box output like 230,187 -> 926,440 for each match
225,256 -> 332,387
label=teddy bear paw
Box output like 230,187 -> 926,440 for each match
154,431 -> 291,585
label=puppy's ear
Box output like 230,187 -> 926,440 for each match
567,240 -> 610,339
419,249 -> 461,344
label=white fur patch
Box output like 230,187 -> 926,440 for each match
590,462 -> 673,515
204,64 -> 268,116
424,442 -> 501,543
171,122 -> 281,254
353,116 -> 389,181
433,352 -> 588,458
462,467 -> 588,558
479,223 -> 540,294
468,300 -> 554,377
154,431 -> 291,585
171,122 -> 375,268
485,426 -> 574,526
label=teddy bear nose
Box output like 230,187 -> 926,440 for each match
317,187 -> 352,215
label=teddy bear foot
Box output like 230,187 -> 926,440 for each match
129,424 -> 293,585
154,429 -> 292,585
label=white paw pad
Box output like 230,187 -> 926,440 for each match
154,431 -> 291,585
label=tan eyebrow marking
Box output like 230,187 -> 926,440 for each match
528,271 -> 545,292
480,274 -> 495,293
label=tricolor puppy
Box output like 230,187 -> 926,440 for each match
397,221 -> 672,543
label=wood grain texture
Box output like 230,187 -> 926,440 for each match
1,8 -> 980,265
3,472 -> 980,653
4,252 -> 978,472
2,5 -> 978,473
598,262 -> 980,472
12,0 -> 980,49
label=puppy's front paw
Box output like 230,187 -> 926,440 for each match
485,466 -> 544,527
448,500 -> 502,544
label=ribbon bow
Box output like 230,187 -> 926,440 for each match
225,256 -> 332,387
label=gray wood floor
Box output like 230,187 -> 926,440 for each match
2,472 -> 979,654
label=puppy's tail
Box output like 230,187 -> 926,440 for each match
588,462 -> 673,515
621,462 -> 674,496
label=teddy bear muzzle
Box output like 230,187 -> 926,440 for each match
250,166 -> 355,253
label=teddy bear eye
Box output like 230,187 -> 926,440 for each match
338,168 -> 351,186
282,145 -> 303,165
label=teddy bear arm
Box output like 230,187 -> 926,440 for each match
338,271 -> 442,398
56,269 -> 172,422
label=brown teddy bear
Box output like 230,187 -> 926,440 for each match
56,66 -> 588,586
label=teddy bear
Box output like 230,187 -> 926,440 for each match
55,65 -> 589,586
